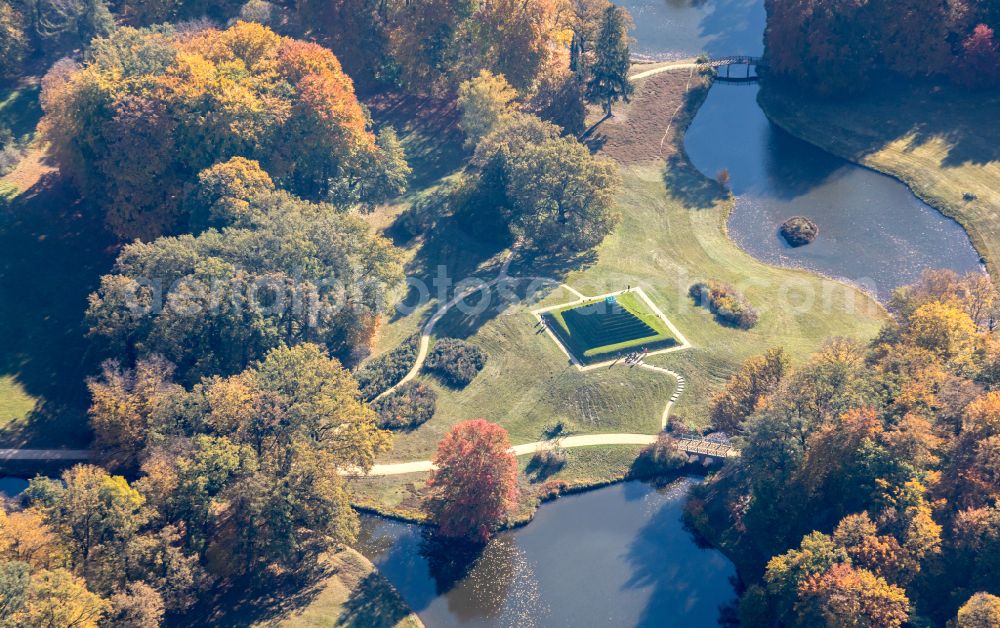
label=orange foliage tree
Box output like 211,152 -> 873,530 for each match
425,419 -> 519,542
41,21 -> 405,240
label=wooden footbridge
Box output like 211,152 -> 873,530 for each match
709,55 -> 764,82
674,437 -> 740,460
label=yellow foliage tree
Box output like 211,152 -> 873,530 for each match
14,568 -> 109,628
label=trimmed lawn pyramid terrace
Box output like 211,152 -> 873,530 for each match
543,291 -> 678,364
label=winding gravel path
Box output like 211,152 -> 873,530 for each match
358,260 -> 693,477
5,264 -> 692,474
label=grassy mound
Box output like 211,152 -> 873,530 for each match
545,292 -> 676,361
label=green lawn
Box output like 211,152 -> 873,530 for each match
758,80 -> 999,274
0,168 -> 115,448
361,70 -> 887,499
544,292 -> 676,360
0,376 -> 36,428
0,84 -> 42,140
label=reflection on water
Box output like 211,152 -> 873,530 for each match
623,0 -> 765,60
357,479 -> 737,627
684,84 -> 983,297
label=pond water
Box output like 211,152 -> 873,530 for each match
625,0 -> 764,60
684,83 -> 983,298
622,0 -> 983,299
358,479 -> 737,627
0,477 -> 28,497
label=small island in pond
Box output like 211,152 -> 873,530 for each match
779,216 -> 819,247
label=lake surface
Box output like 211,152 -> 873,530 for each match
622,0 -> 983,299
358,479 -> 737,627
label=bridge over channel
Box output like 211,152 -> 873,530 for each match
709,55 -> 765,82
629,55 -> 765,82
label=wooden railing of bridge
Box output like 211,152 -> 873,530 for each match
709,55 -> 765,82
674,437 -> 740,459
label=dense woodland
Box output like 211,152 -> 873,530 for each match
693,270 -> 1000,625
765,0 -> 1000,94
0,0 -> 999,625
0,0 -> 633,624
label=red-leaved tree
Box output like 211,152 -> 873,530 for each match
425,419 -> 519,542
959,24 -> 1000,89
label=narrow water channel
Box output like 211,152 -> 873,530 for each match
357,478 -> 737,627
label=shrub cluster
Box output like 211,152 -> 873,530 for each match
372,381 -> 437,430
424,338 -> 487,387
631,434 -> 690,479
355,335 -> 420,401
689,281 -> 759,330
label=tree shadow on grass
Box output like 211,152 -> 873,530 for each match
0,173 -> 116,447
338,571 -> 418,628
173,557 -> 327,627
759,78 -> 1000,169
663,153 -> 730,211
366,92 -> 469,191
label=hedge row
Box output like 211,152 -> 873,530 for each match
424,338 -> 487,387
355,335 -> 420,401
373,382 -> 437,430
689,281 -> 759,330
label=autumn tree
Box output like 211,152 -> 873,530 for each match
585,4 -> 632,115
765,531 -> 848,623
106,581 -> 165,628
139,344 -> 390,575
904,300 -> 980,372
452,0 -> 561,91
291,0 -> 395,92
959,23 -> 1000,90
457,70 -> 519,148
0,509 -> 65,570
42,22 -> 408,240
888,269 -> 998,332
0,3 -> 27,78
12,568 -> 109,628
957,592 -> 1000,627
186,156 -> 276,230
763,0 -> 878,96
25,466 -> 148,592
86,186 -> 404,380
797,563 -> 910,627
529,63 -> 587,135
709,347 -> 787,433
87,356 -> 183,471
425,419 -> 519,542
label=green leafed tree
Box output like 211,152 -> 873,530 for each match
504,135 -> 620,252
86,181 -> 404,380
457,70 -> 519,148
585,4 -> 633,116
